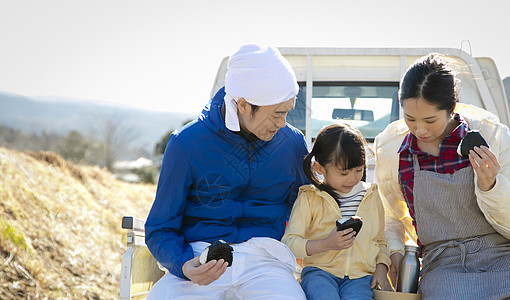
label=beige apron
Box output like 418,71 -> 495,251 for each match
412,155 -> 510,300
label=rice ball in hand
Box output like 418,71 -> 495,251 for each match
199,240 -> 234,267
458,130 -> 489,159
336,216 -> 363,236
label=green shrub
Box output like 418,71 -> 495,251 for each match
1,219 -> 29,250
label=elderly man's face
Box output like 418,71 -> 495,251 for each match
237,97 -> 296,141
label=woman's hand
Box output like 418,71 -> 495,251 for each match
371,263 -> 394,291
469,146 -> 501,191
182,256 -> 228,285
388,252 -> 403,288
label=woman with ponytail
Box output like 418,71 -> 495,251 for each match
374,53 -> 510,299
282,123 -> 392,299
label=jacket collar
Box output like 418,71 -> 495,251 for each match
199,87 -> 271,151
300,183 -> 375,203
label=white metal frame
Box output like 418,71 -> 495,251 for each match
120,216 -> 150,300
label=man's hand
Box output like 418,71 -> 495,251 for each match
182,256 -> 228,286
388,252 -> 403,288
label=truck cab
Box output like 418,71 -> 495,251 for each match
211,47 -> 510,181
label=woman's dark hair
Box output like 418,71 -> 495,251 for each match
303,123 -> 368,200
399,53 -> 459,114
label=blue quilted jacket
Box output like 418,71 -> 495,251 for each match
145,87 -> 309,278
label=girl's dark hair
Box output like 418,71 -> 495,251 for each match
303,123 -> 368,200
399,53 -> 458,113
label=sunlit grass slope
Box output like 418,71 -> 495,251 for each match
0,147 -> 156,299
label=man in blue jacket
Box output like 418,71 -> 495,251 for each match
145,44 -> 309,299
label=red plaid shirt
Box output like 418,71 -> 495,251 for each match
398,114 -> 471,246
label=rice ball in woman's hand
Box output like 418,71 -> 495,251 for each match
199,240 -> 234,266
458,130 -> 489,159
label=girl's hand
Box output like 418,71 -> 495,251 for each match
371,263 -> 394,291
469,146 -> 501,191
305,227 -> 356,256
325,227 -> 356,251
388,252 -> 403,288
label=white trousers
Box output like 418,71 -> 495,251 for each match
147,237 -> 306,300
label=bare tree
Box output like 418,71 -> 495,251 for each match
94,114 -> 139,171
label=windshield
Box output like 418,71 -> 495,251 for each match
287,83 -> 399,142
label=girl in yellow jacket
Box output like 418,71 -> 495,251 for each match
282,123 -> 392,300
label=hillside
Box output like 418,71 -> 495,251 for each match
0,91 -> 196,157
0,147 -> 156,299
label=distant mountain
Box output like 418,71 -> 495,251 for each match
0,91 -> 196,155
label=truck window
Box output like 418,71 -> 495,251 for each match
287,82 -> 399,143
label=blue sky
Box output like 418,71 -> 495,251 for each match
1,0 -> 508,114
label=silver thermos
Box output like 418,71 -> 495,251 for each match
396,244 -> 420,293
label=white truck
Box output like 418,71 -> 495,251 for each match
120,47 -> 510,299
212,47 -> 510,181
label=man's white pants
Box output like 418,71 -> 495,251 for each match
147,237 -> 306,300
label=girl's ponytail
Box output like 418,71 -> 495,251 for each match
303,152 -> 320,189
303,150 -> 339,200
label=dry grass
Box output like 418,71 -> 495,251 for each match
0,147 -> 156,299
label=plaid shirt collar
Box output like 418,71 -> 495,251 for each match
398,113 -> 468,156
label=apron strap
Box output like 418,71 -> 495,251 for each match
420,237 -> 482,277
412,154 -> 420,172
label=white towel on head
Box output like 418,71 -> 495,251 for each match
224,44 -> 298,131
224,95 -> 241,131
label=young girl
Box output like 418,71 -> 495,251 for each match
282,123 -> 392,300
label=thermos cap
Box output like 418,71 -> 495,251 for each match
404,245 -> 419,252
